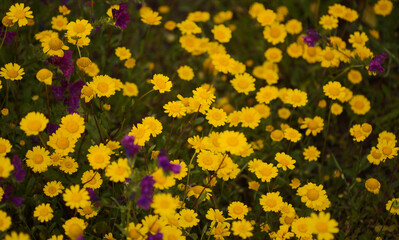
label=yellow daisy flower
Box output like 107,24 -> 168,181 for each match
47,129 -> 77,156
63,185 -> 90,210
25,146 -> 51,173
34,203 -> 54,222
81,170 -> 102,189
36,68 -> 53,85
87,143 -> 112,169
63,217 -> 87,240
51,15 -> 68,31
105,158 -> 131,182
66,19 -> 93,39
43,181 -> 64,197
0,210 -> 11,231
6,3 -> 33,27
0,138 -> 12,157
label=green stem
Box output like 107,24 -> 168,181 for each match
0,27 -> 7,49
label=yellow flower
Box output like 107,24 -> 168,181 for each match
2,16 -> 14,27
177,20 -> 201,35
310,212 -> 339,240
231,220 -> 253,239
290,178 -> 301,189
349,31 -> 368,49
171,160 -> 187,180
287,42 -> 304,58
285,19 -> 302,34
377,139 -> 398,160
34,203 -> 54,222
256,86 -> 279,104
1,63 -> 24,81
142,117 -> 163,137
342,8 -> 358,22
265,48 -> 283,63
60,113 -> 85,139
386,198 -> 399,215
319,15 -> 338,30
374,0 -> 393,16
263,23 -> 287,45
164,101 -> 187,118
43,181 -> 64,197
129,123 -> 151,146
6,3 -> 33,27
63,185 -> 90,210
347,69 -> 362,84
192,86 -> 216,106
164,20 -> 177,31
302,45 -> 322,63
249,2 -> 266,18
297,183 -> 331,211
59,5 -> 71,15
161,226 -> 185,240
125,222 -> 145,240
59,156 -> 79,174
275,152 -> 296,170
292,217 -> 312,239
367,147 -> 384,165
270,129 -> 284,142
255,162 -> 278,182
66,19 -> 93,39
124,57 -> 136,69
286,89 -> 308,107
78,204 -> 98,219
239,107 -> 261,129
197,150 -> 221,171
206,108 -> 227,127
41,33 -> 69,57
320,47 -> 340,68
20,112 -> 48,136
63,217 -> 87,240
349,95 -> 370,115
115,46 -> 132,60
178,209 -> 200,228
51,15 -> 68,31
177,65 -> 194,81
151,193 -> 179,216
48,129 -> 77,156
90,75 -> 117,97
255,9 -> 275,27
187,11 -> 210,22
300,116 -> 324,136
0,210 -> 11,231
105,158 -> 131,182
122,82 -> 138,97
0,138 -> 12,157
260,192 -> 283,212
331,103 -> 343,115
212,24 -> 232,43
36,68 -> 53,85
365,178 -> 381,194
228,201 -> 248,219
151,74 -> 172,93
87,143 -> 112,169
25,146 -> 51,173
303,146 -> 320,161
81,84 -> 96,102
81,170 -> 102,189
284,127 -> 302,142
141,9 -> 162,25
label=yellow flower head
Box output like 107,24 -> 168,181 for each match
263,23 -> 287,45
151,74 -> 172,93
6,3 -> 33,27
365,178 -> 381,194
63,217 -> 87,240
51,15 -> 68,31
129,123 -> 151,146
87,143 -> 112,169
41,33 -> 69,57
43,181 -> 64,197
90,75 -> 117,97
141,9 -> 162,25
374,0 -> 393,16
212,24 -> 232,43
177,20 -> 201,35
66,19 -> 93,39
1,63 -> 25,81
319,15 -> 338,30
228,201 -> 249,219
260,192 -> 283,212
179,209 -> 200,228
0,138 -> 12,157
177,65 -> 194,81
105,158 -> 131,182
0,210 -> 11,231
25,146 -> 51,173
63,185 -> 90,210
34,203 -> 54,223
36,68 -> 53,85
115,47 -> 132,60
20,112 -> 48,136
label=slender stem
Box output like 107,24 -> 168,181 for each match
181,152 -> 198,207
38,133 -> 48,150
376,200 -> 395,238
0,27 -> 7,49
91,103 -> 104,143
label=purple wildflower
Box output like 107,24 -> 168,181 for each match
47,123 -> 59,136
76,236 -> 85,240
2,185 -> 25,207
67,95 -> 81,109
302,29 -> 321,47
368,53 -> 389,73
87,188 -> 100,202
47,50 -> 74,79
137,175 -> 155,210
12,155 -> 26,182
121,135 -> 140,158
69,79 -> 85,96
157,151 -> 181,174
137,195 -> 152,210
146,232 -> 163,240
112,3 -> 131,29
0,26 -> 16,45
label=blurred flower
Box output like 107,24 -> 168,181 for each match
2,185 -> 25,207
368,53 -> 389,73
302,29 -> 321,47
121,135 -> 140,158
47,50 -> 74,79
147,231 -> 163,240
113,3 -> 130,29
87,188 -> 100,202
137,175 -> 155,210
157,151 -> 181,174
12,155 -> 26,182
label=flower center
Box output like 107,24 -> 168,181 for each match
362,124 -> 371,133
372,151 -> 382,159
211,112 -> 223,121
97,82 -> 109,93
269,27 -> 281,38
315,221 -> 328,233
307,47 -> 316,56
291,95 -> 301,103
266,198 -> 276,207
329,86 -> 340,96
226,137 -> 238,146
33,154 -> 44,164
68,223 -> 83,238
28,120 -> 42,131
382,147 -> 392,156
82,206 -> 93,215
238,80 -> 249,89
49,38 -> 63,51
156,80 -> 166,89
115,166 -> 126,175
284,216 -> 294,224
298,223 -> 308,233
306,189 -> 319,201
260,166 -> 272,176
66,121 -> 79,133
7,69 -> 18,78
40,208 -> 49,216
324,51 -> 334,61
71,192 -> 82,202
94,153 -> 105,164
355,37 -> 363,44
56,137 -> 69,149
73,23 -> 86,33
184,214 -> 193,222
354,101 -> 364,109
83,87 -> 94,96
65,161 -> 73,169
48,186 -> 57,194
233,206 -> 243,214
307,120 -> 318,130
14,10 -> 26,19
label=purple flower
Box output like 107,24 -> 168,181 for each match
121,135 -> 140,158
112,3 -> 131,29
47,50 -> 74,79
137,195 -> 152,210
51,85 -> 65,99
157,151 -> 181,174
12,155 -> 26,182
302,29 -> 321,47
2,185 -> 25,207
140,175 -> 155,195
76,236 -> 85,240
0,26 -> 16,45
146,232 -> 163,240
47,123 -> 59,136
67,95 -> 81,109
368,53 -> 389,73
69,79 -> 84,96
87,188 -> 100,202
